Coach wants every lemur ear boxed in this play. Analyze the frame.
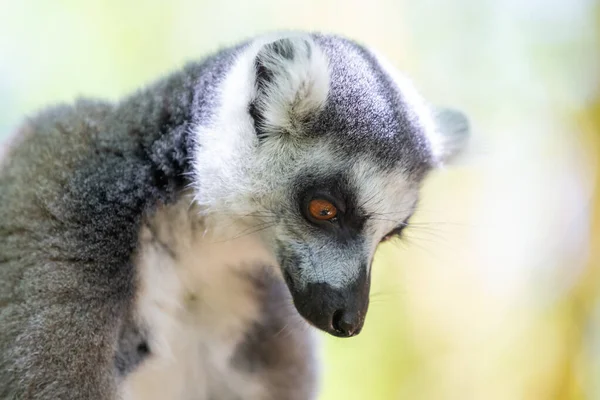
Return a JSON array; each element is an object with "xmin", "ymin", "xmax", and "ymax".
[
  {"xmin": 250, "ymin": 36, "xmax": 330, "ymax": 139},
  {"xmin": 431, "ymin": 107, "xmax": 470, "ymax": 164}
]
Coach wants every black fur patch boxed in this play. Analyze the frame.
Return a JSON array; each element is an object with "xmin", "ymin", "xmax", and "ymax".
[
  {"xmin": 231, "ymin": 267, "xmax": 299, "ymax": 373},
  {"xmin": 115, "ymin": 320, "xmax": 151, "ymax": 376},
  {"xmin": 293, "ymin": 170, "xmax": 367, "ymax": 244}
]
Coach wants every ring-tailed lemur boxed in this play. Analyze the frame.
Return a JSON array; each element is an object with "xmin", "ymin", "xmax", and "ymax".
[{"xmin": 0, "ymin": 32, "xmax": 469, "ymax": 399}]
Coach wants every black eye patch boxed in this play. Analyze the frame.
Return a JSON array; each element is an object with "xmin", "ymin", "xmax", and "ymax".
[
  {"xmin": 301, "ymin": 189, "xmax": 365, "ymax": 237},
  {"xmin": 294, "ymin": 173, "xmax": 367, "ymax": 241}
]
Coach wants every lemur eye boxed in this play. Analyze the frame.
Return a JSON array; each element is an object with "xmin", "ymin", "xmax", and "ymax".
[
  {"xmin": 380, "ymin": 214, "xmax": 413, "ymax": 242},
  {"xmin": 381, "ymin": 225, "xmax": 407, "ymax": 242},
  {"xmin": 308, "ymin": 199, "xmax": 338, "ymax": 221}
]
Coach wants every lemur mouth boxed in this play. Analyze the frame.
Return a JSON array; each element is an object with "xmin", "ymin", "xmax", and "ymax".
[
  {"xmin": 281, "ymin": 265, "xmax": 369, "ymax": 338},
  {"xmin": 282, "ymin": 269, "xmax": 296, "ymax": 292}
]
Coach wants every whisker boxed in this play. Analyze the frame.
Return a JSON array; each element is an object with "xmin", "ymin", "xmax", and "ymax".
[
  {"xmin": 358, "ymin": 191, "xmax": 380, "ymax": 210},
  {"xmin": 396, "ymin": 236, "xmax": 445, "ymax": 262},
  {"xmin": 403, "ymin": 230, "xmax": 450, "ymax": 244},
  {"xmin": 210, "ymin": 222, "xmax": 276, "ymax": 243},
  {"xmin": 409, "ymin": 221, "xmax": 474, "ymax": 228}
]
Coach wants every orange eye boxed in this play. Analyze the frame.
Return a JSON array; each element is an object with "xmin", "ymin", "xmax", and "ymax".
[{"xmin": 308, "ymin": 199, "xmax": 338, "ymax": 221}]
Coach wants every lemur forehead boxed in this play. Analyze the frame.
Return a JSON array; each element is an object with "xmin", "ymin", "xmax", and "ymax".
[
  {"xmin": 308, "ymin": 34, "xmax": 435, "ymax": 177},
  {"xmin": 250, "ymin": 34, "xmax": 433, "ymax": 169}
]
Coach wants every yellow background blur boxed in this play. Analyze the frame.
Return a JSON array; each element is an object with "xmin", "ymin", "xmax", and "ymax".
[{"xmin": 1, "ymin": 1, "xmax": 599, "ymax": 399}]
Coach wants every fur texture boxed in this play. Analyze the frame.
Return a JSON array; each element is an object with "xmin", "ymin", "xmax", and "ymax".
[
  {"xmin": 118, "ymin": 194, "xmax": 316, "ymax": 400},
  {"xmin": 0, "ymin": 31, "xmax": 469, "ymax": 399}
]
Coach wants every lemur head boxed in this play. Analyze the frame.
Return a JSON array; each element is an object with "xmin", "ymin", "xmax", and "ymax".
[{"xmin": 193, "ymin": 33, "xmax": 469, "ymax": 338}]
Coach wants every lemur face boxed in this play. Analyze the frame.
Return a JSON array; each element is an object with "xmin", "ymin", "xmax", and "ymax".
[
  {"xmin": 193, "ymin": 33, "xmax": 469, "ymax": 337},
  {"xmin": 267, "ymin": 151, "xmax": 419, "ymax": 337}
]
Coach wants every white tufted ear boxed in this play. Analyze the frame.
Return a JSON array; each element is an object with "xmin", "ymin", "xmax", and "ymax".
[
  {"xmin": 431, "ymin": 107, "xmax": 470, "ymax": 164},
  {"xmin": 250, "ymin": 36, "xmax": 330, "ymax": 139}
]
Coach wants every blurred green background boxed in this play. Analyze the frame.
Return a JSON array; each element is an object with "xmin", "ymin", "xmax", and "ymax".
[{"xmin": 1, "ymin": 1, "xmax": 599, "ymax": 399}]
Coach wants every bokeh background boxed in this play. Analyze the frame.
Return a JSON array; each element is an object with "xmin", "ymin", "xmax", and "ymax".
[{"xmin": 1, "ymin": 0, "xmax": 599, "ymax": 399}]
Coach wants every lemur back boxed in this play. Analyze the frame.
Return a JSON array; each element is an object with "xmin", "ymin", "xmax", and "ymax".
[{"xmin": 0, "ymin": 32, "xmax": 469, "ymax": 399}]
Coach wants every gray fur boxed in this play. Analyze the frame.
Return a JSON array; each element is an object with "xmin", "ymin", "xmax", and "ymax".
[
  {"xmin": 311, "ymin": 34, "xmax": 433, "ymax": 177},
  {"xmin": 114, "ymin": 316, "xmax": 150, "ymax": 377},
  {"xmin": 0, "ymin": 31, "xmax": 469, "ymax": 399},
  {"xmin": 0, "ymin": 54, "xmax": 234, "ymax": 398},
  {"xmin": 432, "ymin": 107, "xmax": 471, "ymax": 162},
  {"xmin": 231, "ymin": 268, "xmax": 318, "ymax": 400}
]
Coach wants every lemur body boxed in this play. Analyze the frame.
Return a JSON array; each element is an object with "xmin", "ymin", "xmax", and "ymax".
[
  {"xmin": 0, "ymin": 32, "xmax": 468, "ymax": 399},
  {"xmin": 119, "ymin": 195, "xmax": 315, "ymax": 400}
]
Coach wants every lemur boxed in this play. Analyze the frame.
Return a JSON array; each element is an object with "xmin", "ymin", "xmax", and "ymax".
[{"xmin": 0, "ymin": 32, "xmax": 469, "ymax": 399}]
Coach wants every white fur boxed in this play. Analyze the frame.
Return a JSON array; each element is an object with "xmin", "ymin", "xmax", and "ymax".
[
  {"xmin": 255, "ymin": 36, "xmax": 329, "ymax": 137},
  {"xmin": 120, "ymin": 198, "xmax": 278, "ymax": 400},
  {"xmin": 350, "ymin": 159, "xmax": 418, "ymax": 256},
  {"xmin": 192, "ymin": 32, "xmax": 330, "ymax": 223},
  {"xmin": 367, "ymin": 49, "xmax": 447, "ymax": 165},
  {"xmin": 191, "ymin": 39, "xmax": 259, "ymax": 221}
]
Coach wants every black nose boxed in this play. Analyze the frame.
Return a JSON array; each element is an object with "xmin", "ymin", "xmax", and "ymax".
[
  {"xmin": 283, "ymin": 264, "xmax": 371, "ymax": 339},
  {"xmin": 332, "ymin": 309, "xmax": 362, "ymax": 337}
]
